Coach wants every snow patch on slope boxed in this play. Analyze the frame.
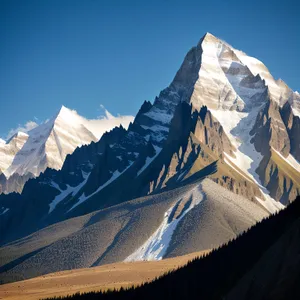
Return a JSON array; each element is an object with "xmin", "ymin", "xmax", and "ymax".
[
  {"xmin": 292, "ymin": 108, "xmax": 300, "ymax": 117},
  {"xmin": 177, "ymin": 170, "xmax": 188, "ymax": 182},
  {"xmin": 143, "ymin": 109, "xmax": 173, "ymax": 125},
  {"xmin": 211, "ymin": 108, "xmax": 263, "ymax": 182},
  {"xmin": 140, "ymin": 124, "xmax": 169, "ymax": 132},
  {"xmin": 48, "ymin": 171, "xmax": 90, "ymax": 214},
  {"xmin": 0, "ymin": 207, "xmax": 9, "ymax": 215},
  {"xmin": 136, "ymin": 146, "xmax": 162, "ymax": 177},
  {"xmin": 125, "ymin": 184, "xmax": 204, "ymax": 261},
  {"xmin": 211, "ymin": 106, "xmax": 283, "ymax": 214},
  {"xmin": 224, "ymin": 155, "xmax": 250, "ymax": 181},
  {"xmin": 68, "ymin": 162, "xmax": 134, "ymax": 212},
  {"xmin": 272, "ymin": 149, "xmax": 300, "ymax": 173}
]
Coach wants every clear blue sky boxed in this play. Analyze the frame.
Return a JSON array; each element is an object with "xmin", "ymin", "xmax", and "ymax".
[{"xmin": 1, "ymin": 0, "xmax": 299, "ymax": 139}]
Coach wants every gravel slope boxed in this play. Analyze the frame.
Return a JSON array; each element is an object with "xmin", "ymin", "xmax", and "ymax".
[
  {"xmin": 166, "ymin": 179, "xmax": 268, "ymax": 257},
  {"xmin": 0, "ymin": 179, "xmax": 268, "ymax": 284}
]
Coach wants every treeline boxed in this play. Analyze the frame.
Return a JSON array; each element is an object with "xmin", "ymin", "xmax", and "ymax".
[{"xmin": 45, "ymin": 196, "xmax": 300, "ymax": 300}]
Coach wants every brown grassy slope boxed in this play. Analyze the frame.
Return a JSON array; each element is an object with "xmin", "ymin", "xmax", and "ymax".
[{"xmin": 0, "ymin": 250, "xmax": 209, "ymax": 300}]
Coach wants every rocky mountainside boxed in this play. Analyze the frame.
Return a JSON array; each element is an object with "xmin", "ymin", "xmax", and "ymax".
[
  {"xmin": 0, "ymin": 32, "xmax": 299, "ymax": 274},
  {"xmin": 0, "ymin": 179, "xmax": 267, "ymax": 284},
  {"xmin": 0, "ymin": 106, "xmax": 133, "ymax": 194}
]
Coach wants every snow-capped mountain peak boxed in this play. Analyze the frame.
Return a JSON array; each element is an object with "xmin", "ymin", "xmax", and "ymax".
[
  {"xmin": 131, "ymin": 32, "xmax": 299, "ymax": 208},
  {"xmin": 0, "ymin": 105, "xmax": 134, "ymax": 193},
  {"xmin": 181, "ymin": 33, "xmax": 300, "ymax": 117},
  {"xmin": 54, "ymin": 105, "xmax": 88, "ymax": 126}
]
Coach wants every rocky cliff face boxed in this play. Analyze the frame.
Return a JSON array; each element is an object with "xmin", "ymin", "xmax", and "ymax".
[
  {"xmin": 250, "ymin": 98, "xmax": 290, "ymax": 156},
  {"xmin": 256, "ymin": 149, "xmax": 300, "ymax": 205},
  {"xmin": 281, "ymin": 101, "xmax": 300, "ymax": 161},
  {"xmin": 250, "ymin": 99, "xmax": 300, "ymax": 203}
]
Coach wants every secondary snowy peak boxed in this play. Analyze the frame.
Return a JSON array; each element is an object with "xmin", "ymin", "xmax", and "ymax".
[
  {"xmin": 1, "ymin": 105, "xmax": 134, "ymax": 191},
  {"xmin": 55, "ymin": 105, "xmax": 133, "ymax": 140},
  {"xmin": 4, "ymin": 106, "xmax": 94, "ymax": 178}
]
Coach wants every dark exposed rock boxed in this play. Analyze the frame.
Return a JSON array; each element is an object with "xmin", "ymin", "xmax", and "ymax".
[
  {"xmin": 251, "ymin": 97, "xmax": 290, "ymax": 156},
  {"xmin": 256, "ymin": 149, "xmax": 300, "ymax": 204},
  {"xmin": 280, "ymin": 101, "xmax": 300, "ymax": 161}
]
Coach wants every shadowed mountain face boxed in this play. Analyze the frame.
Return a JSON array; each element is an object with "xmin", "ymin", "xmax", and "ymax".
[{"xmin": 0, "ymin": 33, "xmax": 299, "ymax": 286}]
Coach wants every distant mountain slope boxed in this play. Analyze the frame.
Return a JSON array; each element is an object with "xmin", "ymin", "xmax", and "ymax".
[
  {"xmin": 43, "ymin": 196, "xmax": 300, "ymax": 300},
  {"xmin": 0, "ymin": 106, "xmax": 133, "ymax": 193},
  {"xmin": 0, "ymin": 179, "xmax": 267, "ymax": 284}
]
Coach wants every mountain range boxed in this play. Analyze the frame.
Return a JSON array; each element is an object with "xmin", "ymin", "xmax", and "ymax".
[
  {"xmin": 0, "ymin": 32, "xmax": 299, "ymax": 287},
  {"xmin": 0, "ymin": 107, "xmax": 133, "ymax": 194}
]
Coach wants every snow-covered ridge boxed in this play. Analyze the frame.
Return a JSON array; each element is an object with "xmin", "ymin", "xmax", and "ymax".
[
  {"xmin": 56, "ymin": 105, "xmax": 133, "ymax": 140},
  {"xmin": 233, "ymin": 46, "xmax": 299, "ymax": 117}
]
